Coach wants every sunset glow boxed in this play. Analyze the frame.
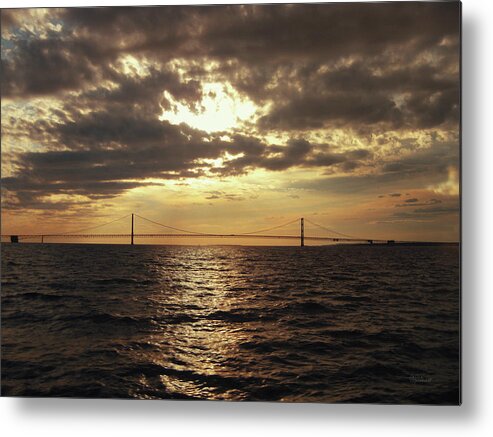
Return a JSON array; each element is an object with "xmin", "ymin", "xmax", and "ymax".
[{"xmin": 1, "ymin": 3, "xmax": 460, "ymax": 243}]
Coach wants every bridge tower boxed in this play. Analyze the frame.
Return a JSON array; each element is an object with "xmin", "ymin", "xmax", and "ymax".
[
  {"xmin": 300, "ymin": 217, "xmax": 304, "ymax": 247},
  {"xmin": 131, "ymin": 213, "xmax": 134, "ymax": 245}
]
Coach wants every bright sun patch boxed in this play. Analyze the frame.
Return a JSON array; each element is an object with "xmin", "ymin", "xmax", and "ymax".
[{"xmin": 160, "ymin": 82, "xmax": 258, "ymax": 133}]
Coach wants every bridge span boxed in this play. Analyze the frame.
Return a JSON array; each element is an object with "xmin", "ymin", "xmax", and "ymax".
[{"xmin": 2, "ymin": 213, "xmax": 397, "ymax": 246}]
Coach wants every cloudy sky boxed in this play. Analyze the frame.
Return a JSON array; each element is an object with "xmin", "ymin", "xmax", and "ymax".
[{"xmin": 1, "ymin": 2, "xmax": 460, "ymax": 243}]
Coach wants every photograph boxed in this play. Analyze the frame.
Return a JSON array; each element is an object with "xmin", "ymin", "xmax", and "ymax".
[{"xmin": 1, "ymin": 1, "xmax": 461, "ymax": 404}]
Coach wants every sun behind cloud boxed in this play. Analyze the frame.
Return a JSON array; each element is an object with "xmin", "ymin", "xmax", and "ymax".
[
  {"xmin": 1, "ymin": 3, "xmax": 460, "ymax": 242},
  {"xmin": 160, "ymin": 82, "xmax": 259, "ymax": 133}
]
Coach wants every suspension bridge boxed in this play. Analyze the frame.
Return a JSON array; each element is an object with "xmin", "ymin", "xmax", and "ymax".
[{"xmin": 2, "ymin": 213, "xmax": 399, "ymax": 246}]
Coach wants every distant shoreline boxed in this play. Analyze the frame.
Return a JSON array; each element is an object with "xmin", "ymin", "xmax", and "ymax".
[{"xmin": 1, "ymin": 241, "xmax": 460, "ymax": 248}]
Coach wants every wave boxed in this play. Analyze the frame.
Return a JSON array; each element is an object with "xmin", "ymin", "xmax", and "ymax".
[{"xmin": 1, "ymin": 243, "xmax": 460, "ymax": 403}]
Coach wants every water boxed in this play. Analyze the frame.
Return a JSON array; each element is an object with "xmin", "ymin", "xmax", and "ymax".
[{"xmin": 1, "ymin": 243, "xmax": 460, "ymax": 403}]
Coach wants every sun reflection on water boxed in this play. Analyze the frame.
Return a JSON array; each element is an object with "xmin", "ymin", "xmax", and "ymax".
[{"xmin": 137, "ymin": 247, "xmax": 267, "ymax": 399}]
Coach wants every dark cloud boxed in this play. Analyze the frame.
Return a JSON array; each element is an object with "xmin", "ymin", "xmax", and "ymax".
[
  {"xmin": 2, "ymin": 101, "xmax": 370, "ymax": 209},
  {"xmin": 1, "ymin": 37, "xmax": 108, "ymax": 98},
  {"xmin": 81, "ymin": 66, "xmax": 203, "ymax": 115},
  {"xmin": 60, "ymin": 3, "xmax": 459, "ymax": 62},
  {"xmin": 213, "ymin": 139, "xmax": 369, "ymax": 176},
  {"xmin": 413, "ymin": 206, "xmax": 459, "ymax": 215},
  {"xmin": 258, "ymin": 92, "xmax": 404, "ymax": 131},
  {"xmin": 380, "ymin": 142, "xmax": 458, "ymax": 178},
  {"xmin": 257, "ymin": 139, "xmax": 311, "ymax": 171},
  {"xmin": 289, "ymin": 140, "xmax": 458, "ymax": 196},
  {"xmin": 370, "ymin": 199, "xmax": 458, "ymax": 224},
  {"xmin": 3, "ymin": 134, "xmax": 368, "ymax": 196},
  {"xmin": 1, "ymin": 3, "xmax": 460, "ymax": 211},
  {"xmin": 391, "ymin": 205, "xmax": 459, "ymax": 221},
  {"xmin": 395, "ymin": 198, "xmax": 442, "ymax": 208},
  {"xmin": 257, "ymin": 57, "xmax": 459, "ymax": 131},
  {"xmin": 205, "ymin": 191, "xmax": 245, "ymax": 202},
  {"xmin": 404, "ymin": 88, "xmax": 460, "ymax": 129},
  {"xmin": 1, "ymin": 177, "xmax": 160, "ymax": 211},
  {"xmin": 2, "ymin": 4, "xmax": 460, "ymax": 123}
]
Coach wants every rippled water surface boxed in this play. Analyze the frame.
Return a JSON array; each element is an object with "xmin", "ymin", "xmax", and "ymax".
[{"xmin": 1, "ymin": 243, "xmax": 460, "ymax": 403}]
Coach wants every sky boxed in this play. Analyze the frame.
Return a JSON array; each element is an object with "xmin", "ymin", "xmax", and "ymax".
[{"xmin": 0, "ymin": 2, "xmax": 460, "ymax": 244}]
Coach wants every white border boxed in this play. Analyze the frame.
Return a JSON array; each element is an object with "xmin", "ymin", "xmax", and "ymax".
[{"xmin": 2, "ymin": 1, "xmax": 493, "ymax": 436}]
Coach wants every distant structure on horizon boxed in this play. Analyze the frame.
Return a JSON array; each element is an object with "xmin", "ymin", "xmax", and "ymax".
[{"xmin": 2, "ymin": 213, "xmax": 456, "ymax": 247}]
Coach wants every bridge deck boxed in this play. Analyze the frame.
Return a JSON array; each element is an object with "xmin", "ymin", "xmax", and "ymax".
[{"xmin": 1, "ymin": 233, "xmax": 390, "ymax": 243}]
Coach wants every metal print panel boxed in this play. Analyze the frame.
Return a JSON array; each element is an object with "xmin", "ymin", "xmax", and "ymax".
[{"xmin": 0, "ymin": 1, "xmax": 461, "ymax": 404}]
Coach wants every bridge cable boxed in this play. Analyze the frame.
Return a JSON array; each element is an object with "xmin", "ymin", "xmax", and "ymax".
[
  {"xmin": 135, "ymin": 214, "xmax": 300, "ymax": 236},
  {"xmin": 135, "ymin": 214, "xmax": 215, "ymax": 235},
  {"xmin": 55, "ymin": 213, "xmax": 133, "ymax": 235},
  {"xmin": 14, "ymin": 214, "xmax": 132, "ymax": 241},
  {"xmin": 238, "ymin": 218, "xmax": 300, "ymax": 235},
  {"xmin": 304, "ymin": 218, "xmax": 358, "ymax": 239}
]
